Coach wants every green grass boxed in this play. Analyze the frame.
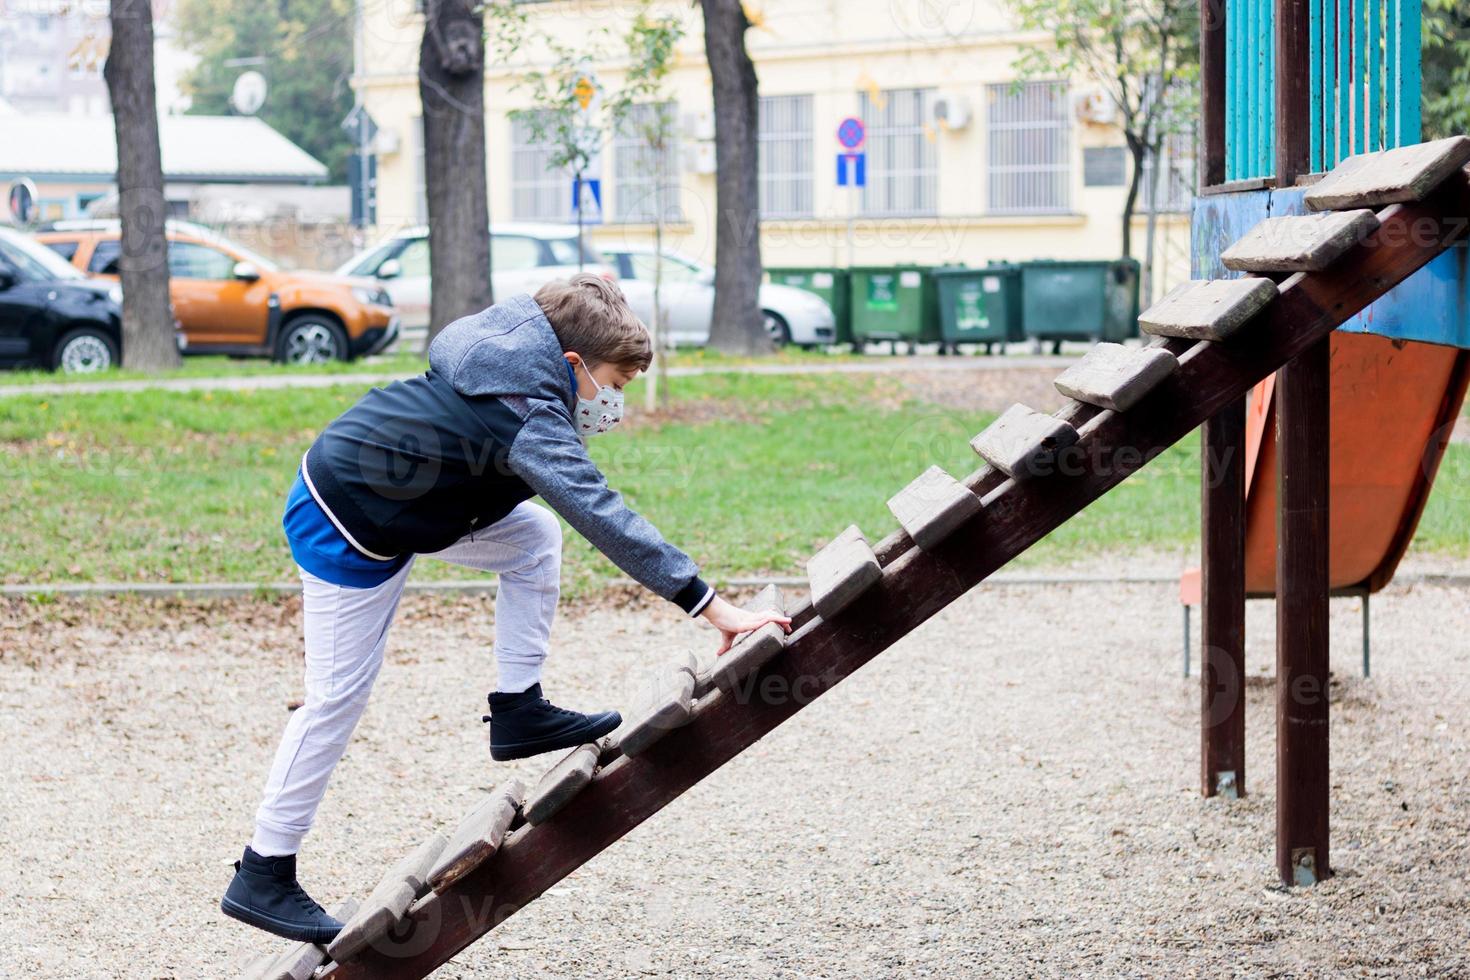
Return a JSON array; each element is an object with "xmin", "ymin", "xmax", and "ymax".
[
  {"xmin": 2, "ymin": 371, "xmax": 1467, "ymax": 591},
  {"xmin": 0, "ymin": 344, "xmax": 872, "ymax": 389},
  {"xmin": 0, "ymin": 351, "xmax": 429, "ymax": 387}
]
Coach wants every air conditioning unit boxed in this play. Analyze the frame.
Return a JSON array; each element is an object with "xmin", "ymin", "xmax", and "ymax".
[
  {"xmin": 683, "ymin": 141, "xmax": 716, "ymax": 175},
  {"xmin": 681, "ymin": 109, "xmax": 715, "ymax": 142},
  {"xmin": 1075, "ymin": 89, "xmax": 1117, "ymax": 125},
  {"xmin": 931, "ymin": 93, "xmax": 971, "ymax": 131},
  {"xmin": 374, "ymin": 127, "xmax": 401, "ymax": 156}
]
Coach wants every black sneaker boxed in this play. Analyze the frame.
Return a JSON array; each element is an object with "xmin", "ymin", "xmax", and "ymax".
[
  {"xmin": 485, "ymin": 683, "xmax": 621, "ymax": 761},
  {"xmin": 220, "ymin": 847, "xmax": 344, "ymax": 944}
]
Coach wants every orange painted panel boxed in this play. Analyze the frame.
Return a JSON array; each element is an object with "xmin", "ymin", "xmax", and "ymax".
[{"xmin": 1240, "ymin": 334, "xmax": 1468, "ymax": 593}]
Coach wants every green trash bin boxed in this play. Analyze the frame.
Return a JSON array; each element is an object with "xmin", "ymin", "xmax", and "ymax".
[
  {"xmin": 933, "ymin": 265, "xmax": 1025, "ymax": 354},
  {"xmin": 1020, "ymin": 258, "xmax": 1141, "ymax": 351},
  {"xmin": 765, "ymin": 267, "xmax": 851, "ymax": 346},
  {"xmin": 848, "ymin": 265, "xmax": 944, "ymax": 352}
]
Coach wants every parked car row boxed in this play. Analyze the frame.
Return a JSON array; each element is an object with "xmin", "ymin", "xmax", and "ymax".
[{"xmin": 1, "ymin": 219, "xmax": 839, "ymax": 373}]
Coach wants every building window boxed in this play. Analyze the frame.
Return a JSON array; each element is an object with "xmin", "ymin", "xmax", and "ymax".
[
  {"xmin": 1083, "ymin": 146, "xmax": 1127, "ymax": 187},
  {"xmin": 613, "ymin": 102, "xmax": 681, "ymax": 223},
  {"xmin": 858, "ymin": 88, "xmax": 936, "ymax": 217},
  {"xmin": 509, "ymin": 110, "xmax": 567, "ymax": 222},
  {"xmin": 987, "ymin": 81, "xmax": 1071, "ymax": 214},
  {"xmin": 1140, "ymin": 129, "xmax": 1197, "ymax": 213},
  {"xmin": 759, "ymin": 94, "xmax": 813, "ymax": 218}
]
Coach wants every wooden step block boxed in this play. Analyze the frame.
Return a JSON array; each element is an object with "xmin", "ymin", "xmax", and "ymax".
[
  {"xmin": 620, "ymin": 662, "xmax": 698, "ymax": 757},
  {"xmin": 886, "ymin": 466, "xmax": 981, "ymax": 551},
  {"xmin": 1304, "ymin": 135, "xmax": 1470, "ymax": 211},
  {"xmin": 970, "ymin": 404, "xmax": 1081, "ymax": 480},
  {"xmin": 427, "ymin": 778, "xmax": 524, "ymax": 894},
  {"xmin": 806, "ymin": 525, "xmax": 881, "ymax": 619},
  {"xmin": 523, "ymin": 742, "xmax": 601, "ymax": 825},
  {"xmin": 1053, "ymin": 343, "xmax": 1179, "ymax": 412},
  {"xmin": 1221, "ymin": 209, "xmax": 1380, "ymax": 271},
  {"xmin": 1139, "ymin": 278, "xmax": 1277, "ymax": 341},
  {"xmin": 701, "ymin": 584, "xmax": 788, "ymax": 696},
  {"xmin": 328, "ymin": 833, "xmax": 446, "ymax": 962},
  {"xmin": 239, "ymin": 899, "xmax": 359, "ymax": 980}
]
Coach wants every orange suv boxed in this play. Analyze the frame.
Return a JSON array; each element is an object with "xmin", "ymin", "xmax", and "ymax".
[{"xmin": 37, "ymin": 221, "xmax": 399, "ymax": 363}]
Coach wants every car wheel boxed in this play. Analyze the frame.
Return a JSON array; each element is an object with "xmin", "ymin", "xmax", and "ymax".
[
  {"xmin": 276, "ymin": 314, "xmax": 347, "ymax": 365},
  {"xmin": 763, "ymin": 310, "xmax": 792, "ymax": 347},
  {"xmin": 51, "ymin": 327, "xmax": 119, "ymax": 374}
]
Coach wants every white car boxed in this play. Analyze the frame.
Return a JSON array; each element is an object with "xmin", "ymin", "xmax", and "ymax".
[
  {"xmin": 335, "ymin": 223, "xmax": 615, "ymax": 350},
  {"xmin": 603, "ymin": 247, "xmax": 836, "ymax": 348}
]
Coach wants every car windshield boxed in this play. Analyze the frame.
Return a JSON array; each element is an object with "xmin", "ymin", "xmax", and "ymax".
[
  {"xmin": 0, "ymin": 228, "xmax": 86, "ymax": 281},
  {"xmin": 192, "ymin": 230, "xmax": 280, "ymax": 272},
  {"xmin": 544, "ymin": 236, "xmax": 606, "ymax": 268}
]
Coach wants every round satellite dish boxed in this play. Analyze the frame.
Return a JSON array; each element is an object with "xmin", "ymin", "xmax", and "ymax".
[{"xmin": 231, "ymin": 70, "xmax": 268, "ymax": 115}]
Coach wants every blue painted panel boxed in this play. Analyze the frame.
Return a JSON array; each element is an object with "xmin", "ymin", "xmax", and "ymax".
[{"xmin": 1192, "ymin": 188, "xmax": 1470, "ymax": 350}]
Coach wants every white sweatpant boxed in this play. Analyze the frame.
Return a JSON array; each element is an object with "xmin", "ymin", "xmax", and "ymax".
[{"xmin": 250, "ymin": 501, "xmax": 562, "ymax": 856}]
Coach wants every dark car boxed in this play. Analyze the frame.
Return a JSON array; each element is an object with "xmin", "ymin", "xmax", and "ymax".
[{"xmin": 0, "ymin": 226, "xmax": 126, "ymax": 372}]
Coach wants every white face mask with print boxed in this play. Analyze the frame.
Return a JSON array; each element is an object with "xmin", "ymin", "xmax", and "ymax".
[{"xmin": 573, "ymin": 359, "xmax": 624, "ymax": 436}]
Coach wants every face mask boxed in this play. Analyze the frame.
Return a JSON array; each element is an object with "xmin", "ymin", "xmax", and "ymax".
[{"xmin": 573, "ymin": 359, "xmax": 624, "ymax": 436}]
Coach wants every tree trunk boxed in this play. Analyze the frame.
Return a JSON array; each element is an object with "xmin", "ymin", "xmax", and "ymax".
[
  {"xmin": 699, "ymin": 0, "xmax": 767, "ymax": 355},
  {"xmin": 420, "ymin": 0, "xmax": 493, "ymax": 343},
  {"xmin": 103, "ymin": 0, "xmax": 178, "ymax": 372},
  {"xmin": 1121, "ymin": 130, "xmax": 1144, "ymax": 262}
]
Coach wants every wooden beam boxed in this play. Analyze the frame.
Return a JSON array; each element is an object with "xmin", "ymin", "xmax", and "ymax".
[
  {"xmin": 1275, "ymin": 0, "xmax": 1313, "ymax": 185},
  {"xmin": 320, "ymin": 180, "xmax": 1470, "ymax": 979},
  {"xmin": 1274, "ymin": 335, "xmax": 1332, "ymax": 885},
  {"xmin": 1200, "ymin": 398, "xmax": 1247, "ymax": 799},
  {"xmin": 1201, "ymin": 0, "xmax": 1227, "ymax": 187}
]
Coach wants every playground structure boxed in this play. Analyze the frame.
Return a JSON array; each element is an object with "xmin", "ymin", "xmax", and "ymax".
[
  {"xmin": 232, "ymin": 136, "xmax": 1470, "ymax": 979},
  {"xmin": 231, "ymin": 4, "xmax": 1470, "ymax": 976}
]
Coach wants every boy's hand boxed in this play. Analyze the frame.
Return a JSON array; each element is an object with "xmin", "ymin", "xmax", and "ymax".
[{"xmin": 700, "ymin": 595, "xmax": 793, "ymax": 655}]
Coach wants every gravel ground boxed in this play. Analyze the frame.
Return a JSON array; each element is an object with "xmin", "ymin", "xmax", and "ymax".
[{"xmin": 2, "ymin": 571, "xmax": 1468, "ymax": 979}]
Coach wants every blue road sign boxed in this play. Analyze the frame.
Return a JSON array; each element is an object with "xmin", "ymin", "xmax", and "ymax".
[
  {"xmin": 571, "ymin": 177, "xmax": 603, "ymax": 224},
  {"xmin": 837, "ymin": 116, "xmax": 866, "ymax": 150},
  {"xmin": 836, "ymin": 152, "xmax": 866, "ymax": 187}
]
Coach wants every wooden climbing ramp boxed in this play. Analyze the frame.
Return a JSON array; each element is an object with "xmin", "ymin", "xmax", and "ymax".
[{"xmin": 236, "ymin": 136, "xmax": 1470, "ymax": 979}]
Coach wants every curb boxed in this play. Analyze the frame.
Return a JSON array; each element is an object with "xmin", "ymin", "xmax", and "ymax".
[{"xmin": 6, "ymin": 572, "xmax": 1468, "ymax": 600}]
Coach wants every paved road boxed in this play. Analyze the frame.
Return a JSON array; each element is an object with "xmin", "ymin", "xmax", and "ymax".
[{"xmin": 0, "ymin": 354, "xmax": 1077, "ymax": 398}]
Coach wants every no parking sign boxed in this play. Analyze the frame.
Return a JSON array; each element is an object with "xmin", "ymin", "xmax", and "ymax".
[{"xmin": 836, "ymin": 116, "xmax": 866, "ymax": 187}]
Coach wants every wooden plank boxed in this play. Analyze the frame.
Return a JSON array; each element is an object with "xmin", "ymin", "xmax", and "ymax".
[
  {"xmin": 396, "ymin": 834, "xmax": 448, "ymax": 895},
  {"xmin": 806, "ymin": 529, "xmax": 881, "ymax": 620},
  {"xmin": 328, "ymin": 834, "xmax": 447, "ymax": 968},
  {"xmin": 323, "ymin": 174, "xmax": 1470, "ymax": 980},
  {"xmin": 1221, "ymin": 209, "xmax": 1380, "ymax": 271},
  {"xmin": 699, "ymin": 585, "xmax": 787, "ymax": 697},
  {"xmin": 1053, "ymin": 343, "xmax": 1179, "ymax": 412},
  {"xmin": 1201, "ymin": 399, "xmax": 1248, "ymax": 800},
  {"xmin": 886, "ymin": 465, "xmax": 981, "ymax": 550},
  {"xmin": 239, "ymin": 898, "xmax": 359, "ymax": 980},
  {"xmin": 618, "ymin": 667, "xmax": 697, "ymax": 758},
  {"xmin": 1139, "ymin": 278, "xmax": 1279, "ymax": 342},
  {"xmin": 523, "ymin": 742, "xmax": 601, "ymax": 825},
  {"xmin": 1275, "ymin": 0, "xmax": 1313, "ymax": 185},
  {"xmin": 1304, "ymin": 135, "xmax": 1470, "ymax": 210},
  {"xmin": 426, "ymin": 778, "xmax": 524, "ymax": 894},
  {"xmin": 1275, "ymin": 337, "xmax": 1333, "ymax": 886},
  {"xmin": 1200, "ymin": 0, "xmax": 1227, "ymax": 187},
  {"xmin": 970, "ymin": 404, "xmax": 1080, "ymax": 480}
]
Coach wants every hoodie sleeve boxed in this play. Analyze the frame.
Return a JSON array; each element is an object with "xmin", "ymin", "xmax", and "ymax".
[{"xmin": 506, "ymin": 402, "xmax": 715, "ymax": 616}]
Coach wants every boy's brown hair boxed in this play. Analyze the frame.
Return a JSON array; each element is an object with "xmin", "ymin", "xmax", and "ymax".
[{"xmin": 535, "ymin": 274, "xmax": 652, "ymax": 371}]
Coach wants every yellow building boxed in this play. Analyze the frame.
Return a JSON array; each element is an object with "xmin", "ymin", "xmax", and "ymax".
[{"xmin": 357, "ymin": 0, "xmax": 1191, "ymax": 301}]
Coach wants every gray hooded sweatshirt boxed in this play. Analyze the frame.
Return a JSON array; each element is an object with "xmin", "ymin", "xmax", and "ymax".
[{"xmin": 302, "ymin": 293, "xmax": 713, "ymax": 615}]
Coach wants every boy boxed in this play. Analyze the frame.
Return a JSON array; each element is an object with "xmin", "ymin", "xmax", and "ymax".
[{"xmin": 221, "ymin": 274, "xmax": 790, "ymax": 943}]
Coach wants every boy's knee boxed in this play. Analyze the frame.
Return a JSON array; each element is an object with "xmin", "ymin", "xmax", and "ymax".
[{"xmin": 523, "ymin": 504, "xmax": 562, "ymax": 560}]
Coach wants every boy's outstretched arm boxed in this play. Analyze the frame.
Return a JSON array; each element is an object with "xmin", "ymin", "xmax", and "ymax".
[{"xmin": 508, "ymin": 405, "xmax": 791, "ymax": 651}]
